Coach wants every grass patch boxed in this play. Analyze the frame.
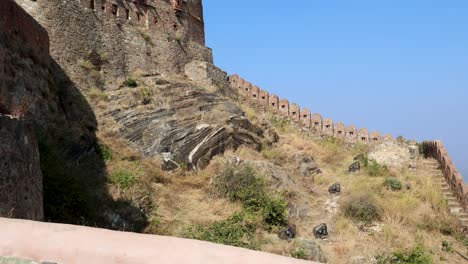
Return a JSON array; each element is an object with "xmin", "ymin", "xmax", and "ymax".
[
  {"xmin": 123, "ymin": 78, "xmax": 138, "ymax": 88},
  {"xmin": 383, "ymin": 178, "xmax": 402, "ymax": 191},
  {"xmin": 96, "ymin": 141, "xmax": 113, "ymax": 161},
  {"xmin": 376, "ymin": 245, "xmax": 433, "ymax": 264},
  {"xmin": 110, "ymin": 170, "xmax": 137, "ymax": 190},
  {"xmin": 291, "ymin": 247, "xmax": 308, "ymax": 260},
  {"xmin": 87, "ymin": 87, "xmax": 109, "ymax": 102},
  {"xmin": 364, "ymin": 158, "xmax": 391, "ymax": 177},
  {"xmin": 342, "ymin": 193, "xmax": 381, "ymax": 225},
  {"xmin": 136, "ymin": 86, "xmax": 153, "ymax": 105},
  {"xmin": 212, "ymin": 164, "xmax": 287, "ymax": 229},
  {"xmin": 184, "ymin": 211, "xmax": 258, "ymax": 249},
  {"xmin": 78, "ymin": 59, "xmax": 96, "ymax": 70}
]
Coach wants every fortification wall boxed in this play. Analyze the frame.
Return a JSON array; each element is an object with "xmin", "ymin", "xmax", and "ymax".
[
  {"xmin": 0, "ymin": 0, "xmax": 47, "ymax": 221},
  {"xmin": 423, "ymin": 141, "xmax": 468, "ymax": 211},
  {"xmin": 14, "ymin": 0, "xmax": 211, "ymax": 80},
  {"xmin": 228, "ymin": 74, "xmax": 390, "ymax": 145}
]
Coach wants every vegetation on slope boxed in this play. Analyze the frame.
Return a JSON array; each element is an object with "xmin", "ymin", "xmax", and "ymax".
[{"xmin": 51, "ymin": 72, "xmax": 467, "ymax": 263}]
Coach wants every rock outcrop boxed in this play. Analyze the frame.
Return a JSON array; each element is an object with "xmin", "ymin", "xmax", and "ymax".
[{"xmin": 103, "ymin": 76, "xmax": 264, "ymax": 169}]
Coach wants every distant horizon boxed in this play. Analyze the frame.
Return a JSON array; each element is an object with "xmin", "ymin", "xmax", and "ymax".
[{"xmin": 204, "ymin": 0, "xmax": 467, "ymax": 179}]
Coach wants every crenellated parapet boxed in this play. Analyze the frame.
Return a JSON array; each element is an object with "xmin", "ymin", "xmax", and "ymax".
[
  {"xmin": 423, "ymin": 141, "xmax": 467, "ymax": 211},
  {"xmin": 228, "ymin": 73, "xmax": 393, "ymax": 145}
]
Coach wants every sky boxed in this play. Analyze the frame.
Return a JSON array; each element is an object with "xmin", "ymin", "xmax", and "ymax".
[{"xmin": 203, "ymin": 0, "xmax": 468, "ymax": 180}]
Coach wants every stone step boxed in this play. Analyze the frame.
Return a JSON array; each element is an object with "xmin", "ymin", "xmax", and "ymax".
[
  {"xmin": 449, "ymin": 207, "xmax": 463, "ymax": 214},
  {"xmin": 443, "ymin": 192, "xmax": 456, "ymax": 197},
  {"xmin": 445, "ymin": 197, "xmax": 458, "ymax": 202},
  {"xmin": 447, "ymin": 201, "xmax": 461, "ymax": 207}
]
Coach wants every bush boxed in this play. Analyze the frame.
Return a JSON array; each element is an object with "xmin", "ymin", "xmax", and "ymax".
[
  {"xmin": 291, "ymin": 248, "xmax": 308, "ymax": 260},
  {"xmin": 213, "ymin": 164, "xmax": 287, "ymax": 229},
  {"xmin": 342, "ymin": 194, "xmax": 381, "ymax": 224},
  {"xmin": 123, "ymin": 78, "xmax": 138, "ymax": 87},
  {"xmin": 110, "ymin": 170, "xmax": 137, "ymax": 190},
  {"xmin": 185, "ymin": 212, "xmax": 257, "ymax": 249},
  {"xmin": 384, "ymin": 178, "xmax": 402, "ymax": 191},
  {"xmin": 376, "ymin": 245, "xmax": 433, "ymax": 264},
  {"xmin": 366, "ymin": 159, "xmax": 391, "ymax": 177},
  {"xmin": 96, "ymin": 141, "xmax": 113, "ymax": 161},
  {"xmin": 262, "ymin": 196, "xmax": 288, "ymax": 229}
]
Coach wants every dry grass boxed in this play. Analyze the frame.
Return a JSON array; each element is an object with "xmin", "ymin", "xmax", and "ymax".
[{"xmin": 85, "ymin": 77, "xmax": 467, "ymax": 263}]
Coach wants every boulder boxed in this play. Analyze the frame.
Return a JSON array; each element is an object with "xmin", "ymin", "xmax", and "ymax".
[
  {"xmin": 294, "ymin": 239, "xmax": 327, "ymax": 263},
  {"xmin": 354, "ymin": 154, "xmax": 364, "ymax": 161},
  {"xmin": 313, "ymin": 223, "xmax": 328, "ymax": 239},
  {"xmin": 295, "ymin": 154, "xmax": 321, "ymax": 177},
  {"xmin": 349, "ymin": 161, "xmax": 360, "ymax": 173},
  {"xmin": 278, "ymin": 224, "xmax": 296, "ymax": 241},
  {"xmin": 328, "ymin": 183, "xmax": 341, "ymax": 194}
]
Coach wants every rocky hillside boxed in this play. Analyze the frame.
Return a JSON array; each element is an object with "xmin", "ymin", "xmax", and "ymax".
[{"xmin": 2, "ymin": 1, "xmax": 467, "ymax": 263}]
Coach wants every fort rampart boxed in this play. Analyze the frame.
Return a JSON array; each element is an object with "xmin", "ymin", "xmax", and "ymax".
[
  {"xmin": 423, "ymin": 141, "xmax": 468, "ymax": 210},
  {"xmin": 15, "ymin": 0, "xmax": 211, "ymax": 78},
  {"xmin": 229, "ymin": 74, "xmax": 389, "ymax": 144}
]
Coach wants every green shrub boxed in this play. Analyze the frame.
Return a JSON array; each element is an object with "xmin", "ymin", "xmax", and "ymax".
[
  {"xmin": 123, "ymin": 78, "xmax": 138, "ymax": 87},
  {"xmin": 96, "ymin": 141, "xmax": 113, "ymax": 161},
  {"xmin": 342, "ymin": 194, "xmax": 381, "ymax": 224},
  {"xmin": 185, "ymin": 212, "xmax": 257, "ymax": 249},
  {"xmin": 110, "ymin": 170, "xmax": 137, "ymax": 190},
  {"xmin": 291, "ymin": 248, "xmax": 308, "ymax": 260},
  {"xmin": 376, "ymin": 245, "xmax": 433, "ymax": 264},
  {"xmin": 213, "ymin": 164, "xmax": 265, "ymax": 207},
  {"xmin": 384, "ymin": 178, "xmax": 402, "ymax": 191},
  {"xmin": 213, "ymin": 164, "xmax": 287, "ymax": 229},
  {"xmin": 262, "ymin": 196, "xmax": 288, "ymax": 229},
  {"xmin": 366, "ymin": 159, "xmax": 390, "ymax": 177}
]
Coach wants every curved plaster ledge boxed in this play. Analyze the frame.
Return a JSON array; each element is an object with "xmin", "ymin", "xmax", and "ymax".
[{"xmin": 0, "ymin": 218, "xmax": 316, "ymax": 264}]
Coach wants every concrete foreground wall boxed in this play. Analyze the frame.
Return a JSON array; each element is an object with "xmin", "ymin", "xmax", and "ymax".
[
  {"xmin": 0, "ymin": 218, "xmax": 316, "ymax": 264},
  {"xmin": 228, "ymin": 74, "xmax": 390, "ymax": 144},
  {"xmin": 423, "ymin": 141, "xmax": 468, "ymax": 211}
]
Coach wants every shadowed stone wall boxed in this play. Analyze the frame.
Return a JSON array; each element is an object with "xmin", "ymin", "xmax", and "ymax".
[{"xmin": 0, "ymin": 0, "xmax": 49, "ymax": 221}]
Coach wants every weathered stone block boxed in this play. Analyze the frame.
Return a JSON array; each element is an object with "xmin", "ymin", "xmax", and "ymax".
[
  {"xmin": 289, "ymin": 103, "xmax": 300, "ymax": 121},
  {"xmin": 334, "ymin": 122, "xmax": 345, "ymax": 139},
  {"xmin": 279, "ymin": 99, "xmax": 289, "ymax": 116},
  {"xmin": 312, "ymin": 113, "xmax": 322, "ymax": 133},
  {"xmin": 323, "ymin": 118, "xmax": 334, "ymax": 136}
]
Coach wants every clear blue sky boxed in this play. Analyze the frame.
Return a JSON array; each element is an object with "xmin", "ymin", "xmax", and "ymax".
[{"xmin": 204, "ymin": 0, "xmax": 468, "ymax": 179}]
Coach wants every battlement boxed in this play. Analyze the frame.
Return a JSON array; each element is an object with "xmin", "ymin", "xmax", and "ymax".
[
  {"xmin": 228, "ymin": 74, "xmax": 391, "ymax": 144},
  {"xmin": 15, "ymin": 0, "xmax": 209, "ymax": 78}
]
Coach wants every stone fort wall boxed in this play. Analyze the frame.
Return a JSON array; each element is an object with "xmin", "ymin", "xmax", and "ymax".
[
  {"xmin": 0, "ymin": 0, "xmax": 45, "ymax": 221},
  {"xmin": 423, "ymin": 141, "xmax": 468, "ymax": 211},
  {"xmin": 229, "ymin": 74, "xmax": 393, "ymax": 144},
  {"xmin": 230, "ymin": 73, "xmax": 467, "ymax": 212},
  {"xmin": 14, "ymin": 0, "xmax": 211, "ymax": 80}
]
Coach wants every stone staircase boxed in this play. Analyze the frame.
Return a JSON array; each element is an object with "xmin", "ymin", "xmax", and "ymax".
[{"xmin": 421, "ymin": 159, "xmax": 468, "ymax": 228}]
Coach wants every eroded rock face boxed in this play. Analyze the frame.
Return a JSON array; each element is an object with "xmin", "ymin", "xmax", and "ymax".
[
  {"xmin": 0, "ymin": 117, "xmax": 43, "ymax": 220},
  {"xmin": 104, "ymin": 77, "xmax": 264, "ymax": 169},
  {"xmin": 368, "ymin": 141, "xmax": 412, "ymax": 169}
]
